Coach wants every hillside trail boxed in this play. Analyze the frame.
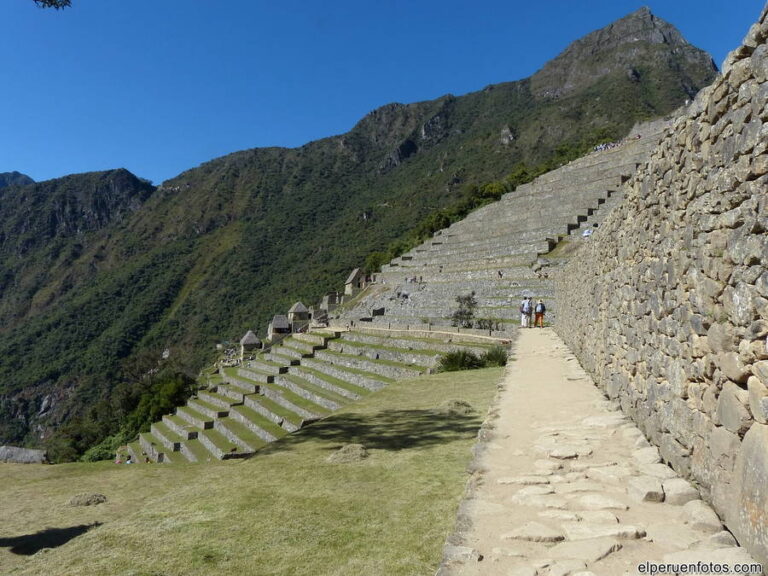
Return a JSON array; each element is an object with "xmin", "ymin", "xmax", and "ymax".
[{"xmin": 440, "ymin": 328, "xmax": 759, "ymax": 576}]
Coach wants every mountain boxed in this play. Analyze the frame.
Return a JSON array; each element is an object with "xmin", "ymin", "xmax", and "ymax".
[
  {"xmin": 0, "ymin": 8, "xmax": 718, "ymax": 460},
  {"xmin": 0, "ymin": 171, "xmax": 34, "ymax": 188}
]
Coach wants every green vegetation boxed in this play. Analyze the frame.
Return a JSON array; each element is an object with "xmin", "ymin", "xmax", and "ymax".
[
  {"xmin": 0, "ymin": 20, "xmax": 717, "ymax": 459},
  {"xmin": 450, "ymin": 293, "xmax": 478, "ymax": 328},
  {"xmin": 0, "ymin": 368, "xmax": 501, "ymax": 576},
  {"xmin": 437, "ymin": 345, "xmax": 508, "ymax": 372}
]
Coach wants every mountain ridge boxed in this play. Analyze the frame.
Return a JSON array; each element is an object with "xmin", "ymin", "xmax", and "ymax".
[{"xmin": 0, "ymin": 9, "xmax": 718, "ymax": 460}]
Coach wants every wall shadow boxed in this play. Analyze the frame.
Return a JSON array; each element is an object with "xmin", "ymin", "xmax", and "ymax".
[
  {"xmin": 0, "ymin": 523, "xmax": 102, "ymax": 555},
  {"xmin": 253, "ymin": 408, "xmax": 481, "ymax": 456}
]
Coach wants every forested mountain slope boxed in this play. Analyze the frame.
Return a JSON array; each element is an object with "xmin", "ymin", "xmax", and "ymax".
[{"xmin": 0, "ymin": 8, "xmax": 717, "ymax": 459}]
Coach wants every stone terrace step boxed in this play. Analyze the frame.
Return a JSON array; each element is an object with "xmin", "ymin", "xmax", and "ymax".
[
  {"xmin": 313, "ymin": 349, "xmax": 427, "ymax": 379},
  {"xmin": 326, "ymin": 339, "xmax": 442, "ymax": 367},
  {"xmin": 280, "ymin": 338, "xmax": 317, "ymax": 356},
  {"xmin": 234, "ymin": 366, "xmax": 273, "ymax": 386},
  {"xmin": 229, "ymin": 404, "xmax": 286, "ymax": 441},
  {"xmin": 150, "ymin": 421, "xmax": 184, "ymax": 452},
  {"xmin": 337, "ymin": 331, "xmax": 495, "ymax": 356},
  {"xmin": 162, "ymin": 414, "xmax": 199, "ymax": 439},
  {"xmin": 287, "ymin": 365, "xmax": 368, "ymax": 400},
  {"xmin": 273, "ymin": 374, "xmax": 345, "ymax": 411},
  {"xmin": 179, "ymin": 438, "xmax": 218, "ymax": 463},
  {"xmin": 214, "ymin": 417, "xmax": 269, "ymax": 453},
  {"xmin": 177, "ymin": 405, "xmax": 214, "ymax": 430},
  {"xmin": 139, "ymin": 432, "xmax": 170, "ymax": 463},
  {"xmin": 247, "ymin": 358, "xmax": 289, "ymax": 375},
  {"xmin": 198, "ymin": 428, "xmax": 243, "ymax": 460},
  {"xmin": 242, "ymin": 394, "xmax": 303, "ymax": 432},
  {"xmin": 298, "ymin": 357, "xmax": 389, "ymax": 392},
  {"xmin": 187, "ymin": 397, "xmax": 229, "ymax": 420}
]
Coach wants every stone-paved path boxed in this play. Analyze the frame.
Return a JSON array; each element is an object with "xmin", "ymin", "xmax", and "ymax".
[{"xmin": 439, "ymin": 329, "xmax": 761, "ymax": 576}]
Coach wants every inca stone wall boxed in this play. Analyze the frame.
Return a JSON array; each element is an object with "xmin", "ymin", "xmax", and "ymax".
[{"xmin": 556, "ymin": 6, "xmax": 768, "ymax": 564}]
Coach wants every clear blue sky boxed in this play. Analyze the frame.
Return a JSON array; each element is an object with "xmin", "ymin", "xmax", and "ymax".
[{"xmin": 1, "ymin": 0, "xmax": 764, "ymax": 184}]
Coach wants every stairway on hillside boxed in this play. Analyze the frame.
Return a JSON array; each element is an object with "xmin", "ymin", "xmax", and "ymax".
[
  {"xmin": 340, "ymin": 120, "xmax": 668, "ymax": 331},
  {"xmin": 130, "ymin": 329, "xmax": 500, "ymax": 463}
]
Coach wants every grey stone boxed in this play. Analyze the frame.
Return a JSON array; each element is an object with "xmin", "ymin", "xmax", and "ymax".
[
  {"xmin": 633, "ymin": 446, "xmax": 661, "ymax": 464},
  {"xmin": 707, "ymin": 530, "xmax": 739, "ymax": 548},
  {"xmin": 510, "ymin": 493, "xmax": 569, "ymax": 509},
  {"xmin": 548, "ymin": 559, "xmax": 587, "ymax": 576},
  {"xmin": 538, "ymin": 510, "xmax": 580, "ymax": 521},
  {"xmin": 576, "ymin": 511, "xmax": 619, "ymax": 523},
  {"xmin": 548, "ymin": 537, "xmax": 622, "ymax": 563},
  {"xmin": 442, "ymin": 544, "xmax": 482, "ymax": 563},
  {"xmin": 717, "ymin": 382, "xmax": 753, "ymax": 435},
  {"xmin": 554, "ymin": 481, "xmax": 605, "ymax": 494},
  {"xmin": 534, "ymin": 459, "xmax": 563, "ymax": 473},
  {"xmin": 490, "ymin": 547, "xmax": 525, "ymax": 558},
  {"xmin": 729, "ymin": 422, "xmax": 768, "ymax": 565},
  {"xmin": 581, "ymin": 414, "xmax": 626, "ymax": 428},
  {"xmin": 498, "ymin": 476, "xmax": 550, "ymax": 485},
  {"xmin": 585, "ymin": 465, "xmax": 633, "ymax": 484},
  {"xmin": 574, "ymin": 494, "xmax": 628, "ymax": 510},
  {"xmin": 561, "ymin": 522, "xmax": 646, "ymax": 541},
  {"xmin": 719, "ymin": 352, "xmax": 752, "ymax": 384},
  {"xmin": 684, "ymin": 499, "xmax": 724, "ymax": 533},
  {"xmin": 68, "ymin": 493, "xmax": 107, "ymax": 507},
  {"xmin": 501, "ymin": 521, "xmax": 565, "ymax": 543},
  {"xmin": 662, "ymin": 477, "xmax": 700, "ymax": 505},
  {"xmin": 755, "ymin": 360, "xmax": 768, "ymax": 386},
  {"xmin": 506, "ymin": 566, "xmax": 537, "ymax": 576},
  {"xmin": 628, "ymin": 475, "xmax": 665, "ymax": 502},
  {"xmin": 748, "ymin": 376, "xmax": 768, "ymax": 424},
  {"xmin": 639, "ymin": 463, "xmax": 678, "ymax": 479},
  {"xmin": 645, "ymin": 523, "xmax": 702, "ymax": 550},
  {"xmin": 0, "ymin": 445, "xmax": 47, "ymax": 464},
  {"xmin": 514, "ymin": 485, "xmax": 555, "ymax": 497}
]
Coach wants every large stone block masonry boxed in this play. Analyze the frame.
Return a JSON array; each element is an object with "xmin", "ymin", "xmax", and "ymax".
[{"xmin": 556, "ymin": 5, "xmax": 768, "ymax": 564}]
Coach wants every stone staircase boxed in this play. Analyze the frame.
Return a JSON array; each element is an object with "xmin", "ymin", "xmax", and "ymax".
[
  {"xmin": 340, "ymin": 119, "xmax": 668, "ymax": 330},
  {"xmin": 130, "ymin": 120, "xmax": 668, "ymax": 464},
  {"xmin": 131, "ymin": 329, "xmax": 501, "ymax": 463}
]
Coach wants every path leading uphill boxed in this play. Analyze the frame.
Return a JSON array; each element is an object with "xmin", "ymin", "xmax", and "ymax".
[{"xmin": 439, "ymin": 329, "xmax": 761, "ymax": 576}]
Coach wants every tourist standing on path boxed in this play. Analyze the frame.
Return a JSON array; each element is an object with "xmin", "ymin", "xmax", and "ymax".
[
  {"xmin": 534, "ymin": 299, "xmax": 546, "ymax": 327},
  {"xmin": 520, "ymin": 297, "xmax": 533, "ymax": 328}
]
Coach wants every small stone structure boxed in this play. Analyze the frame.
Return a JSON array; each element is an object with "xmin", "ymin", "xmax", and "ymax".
[
  {"xmin": 239, "ymin": 330, "xmax": 261, "ymax": 361},
  {"xmin": 345, "ymin": 268, "xmax": 364, "ymax": 296},
  {"xmin": 0, "ymin": 445, "xmax": 47, "ymax": 464},
  {"xmin": 287, "ymin": 302, "xmax": 309, "ymax": 331},
  {"xmin": 556, "ymin": 7, "xmax": 768, "ymax": 564},
  {"xmin": 267, "ymin": 314, "xmax": 291, "ymax": 340}
]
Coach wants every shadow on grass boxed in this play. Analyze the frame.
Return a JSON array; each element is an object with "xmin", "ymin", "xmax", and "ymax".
[
  {"xmin": 0, "ymin": 523, "xmax": 102, "ymax": 555},
  {"xmin": 256, "ymin": 408, "xmax": 481, "ymax": 455}
]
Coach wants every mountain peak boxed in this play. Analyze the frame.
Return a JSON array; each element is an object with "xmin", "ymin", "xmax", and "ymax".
[
  {"xmin": 0, "ymin": 171, "xmax": 34, "ymax": 189},
  {"xmin": 531, "ymin": 8, "xmax": 716, "ymax": 99}
]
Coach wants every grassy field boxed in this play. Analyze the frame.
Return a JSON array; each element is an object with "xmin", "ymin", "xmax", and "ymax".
[{"xmin": 1, "ymin": 367, "xmax": 502, "ymax": 576}]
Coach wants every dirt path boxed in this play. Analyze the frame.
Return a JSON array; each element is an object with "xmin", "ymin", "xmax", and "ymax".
[{"xmin": 438, "ymin": 329, "xmax": 759, "ymax": 576}]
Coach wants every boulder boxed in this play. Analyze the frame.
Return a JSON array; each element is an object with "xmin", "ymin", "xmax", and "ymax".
[{"xmin": 0, "ymin": 445, "xmax": 47, "ymax": 464}]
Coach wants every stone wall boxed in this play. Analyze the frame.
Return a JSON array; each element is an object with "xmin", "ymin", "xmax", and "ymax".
[{"xmin": 556, "ymin": 6, "xmax": 768, "ymax": 564}]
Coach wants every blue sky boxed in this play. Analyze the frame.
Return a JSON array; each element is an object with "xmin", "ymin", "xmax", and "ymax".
[{"xmin": 1, "ymin": 0, "xmax": 764, "ymax": 184}]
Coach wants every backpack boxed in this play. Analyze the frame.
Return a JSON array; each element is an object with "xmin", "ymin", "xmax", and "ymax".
[
  {"xmin": 522, "ymin": 300, "xmax": 532, "ymax": 314},
  {"xmin": 535, "ymin": 303, "xmax": 545, "ymax": 313}
]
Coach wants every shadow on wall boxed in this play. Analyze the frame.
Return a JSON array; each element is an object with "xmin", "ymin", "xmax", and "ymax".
[
  {"xmin": 256, "ymin": 408, "xmax": 481, "ymax": 454},
  {"xmin": 0, "ymin": 522, "xmax": 102, "ymax": 555}
]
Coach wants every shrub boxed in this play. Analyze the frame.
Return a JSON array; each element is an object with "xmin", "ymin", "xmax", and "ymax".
[
  {"xmin": 482, "ymin": 345, "xmax": 508, "ymax": 367},
  {"xmin": 437, "ymin": 350, "xmax": 485, "ymax": 372}
]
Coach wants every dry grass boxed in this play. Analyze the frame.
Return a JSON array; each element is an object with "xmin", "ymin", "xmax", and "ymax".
[{"xmin": 1, "ymin": 368, "xmax": 502, "ymax": 576}]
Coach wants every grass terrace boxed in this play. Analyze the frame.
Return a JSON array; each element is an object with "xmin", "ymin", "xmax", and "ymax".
[{"xmin": 1, "ymin": 367, "xmax": 502, "ymax": 576}]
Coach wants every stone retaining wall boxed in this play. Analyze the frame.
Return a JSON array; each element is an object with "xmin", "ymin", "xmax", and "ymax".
[{"xmin": 556, "ymin": 7, "xmax": 768, "ymax": 564}]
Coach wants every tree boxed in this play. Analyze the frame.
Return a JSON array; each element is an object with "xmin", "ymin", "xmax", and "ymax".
[{"xmin": 33, "ymin": 0, "xmax": 71, "ymax": 8}]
